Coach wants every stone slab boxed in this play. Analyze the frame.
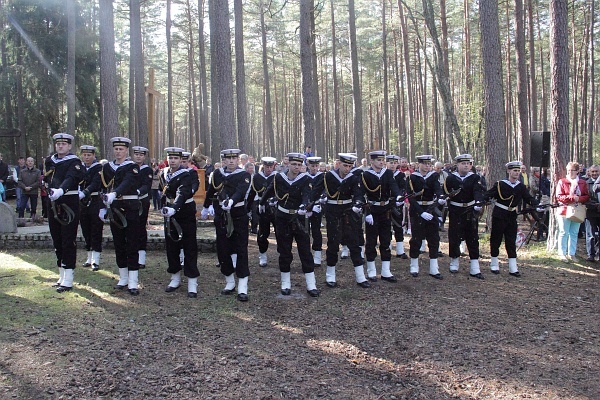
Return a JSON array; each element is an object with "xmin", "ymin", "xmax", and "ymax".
[{"xmin": 0, "ymin": 202, "xmax": 17, "ymax": 233}]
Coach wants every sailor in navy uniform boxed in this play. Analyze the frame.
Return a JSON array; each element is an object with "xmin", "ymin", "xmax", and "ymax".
[
  {"xmin": 247, "ymin": 156, "xmax": 277, "ymax": 268},
  {"xmin": 201, "ymin": 149, "xmax": 251, "ymax": 302},
  {"xmin": 260, "ymin": 152, "xmax": 320, "ymax": 297},
  {"xmin": 45, "ymin": 133, "xmax": 84, "ymax": 292},
  {"xmin": 407, "ymin": 155, "xmax": 445, "ymax": 279},
  {"xmin": 161, "ymin": 147, "xmax": 200, "ymax": 297},
  {"xmin": 360, "ymin": 150, "xmax": 403, "ymax": 282},
  {"xmin": 100, "ymin": 137, "xmax": 142, "ymax": 295},
  {"xmin": 443, "ymin": 154, "xmax": 485, "ymax": 279},
  {"xmin": 175, "ymin": 151, "xmax": 200, "ymax": 267},
  {"xmin": 132, "ymin": 146, "xmax": 152, "ymax": 269},
  {"xmin": 386, "ymin": 154, "xmax": 408, "ymax": 259},
  {"xmin": 310, "ymin": 153, "xmax": 370, "ymax": 288},
  {"xmin": 306, "ymin": 156, "xmax": 324, "ymax": 267},
  {"xmin": 483, "ymin": 161, "xmax": 539, "ymax": 276},
  {"xmin": 78, "ymin": 145, "xmax": 103, "ymax": 272}
]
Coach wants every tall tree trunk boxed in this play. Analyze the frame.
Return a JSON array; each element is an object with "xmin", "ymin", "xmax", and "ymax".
[
  {"xmin": 66, "ymin": 0, "xmax": 76, "ymax": 134},
  {"xmin": 300, "ymin": 0, "xmax": 315, "ymax": 150},
  {"xmin": 234, "ymin": 0, "xmax": 249, "ymax": 152},
  {"xmin": 16, "ymin": 38, "xmax": 26, "ymax": 156},
  {"xmin": 586, "ymin": 0, "xmax": 595, "ymax": 166},
  {"xmin": 185, "ymin": 0, "xmax": 199, "ymax": 146},
  {"xmin": 479, "ymin": 0, "xmax": 507, "ymax": 188},
  {"xmin": 330, "ymin": 0, "xmax": 341, "ymax": 155},
  {"xmin": 397, "ymin": 1, "xmax": 414, "ymax": 159},
  {"xmin": 213, "ymin": 0, "xmax": 236, "ymax": 147},
  {"xmin": 527, "ymin": 0, "xmax": 538, "ymax": 131},
  {"xmin": 209, "ymin": 0, "xmax": 220, "ymax": 159},
  {"xmin": 547, "ymin": 0, "xmax": 569, "ymax": 251},
  {"xmin": 348, "ymin": 0, "xmax": 363, "ymax": 156},
  {"xmin": 381, "ymin": 0, "xmax": 389, "ymax": 150},
  {"xmin": 260, "ymin": 0, "xmax": 275, "ymax": 157},
  {"xmin": 515, "ymin": 0, "xmax": 530, "ymax": 166},
  {"xmin": 198, "ymin": 0, "xmax": 209, "ymax": 146},
  {"xmin": 130, "ymin": 0, "xmax": 148, "ymax": 147},
  {"xmin": 98, "ymin": 0, "xmax": 119, "ymax": 158},
  {"xmin": 167, "ymin": 0, "xmax": 174, "ymax": 145},
  {"xmin": 310, "ymin": 0, "xmax": 323, "ymax": 155}
]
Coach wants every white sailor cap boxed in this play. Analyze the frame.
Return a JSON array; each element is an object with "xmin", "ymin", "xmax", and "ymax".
[
  {"xmin": 368, "ymin": 150, "xmax": 387, "ymax": 160},
  {"xmin": 454, "ymin": 154, "xmax": 473, "ymax": 163},
  {"xmin": 220, "ymin": 148, "xmax": 241, "ymax": 158},
  {"xmin": 132, "ymin": 146, "xmax": 149, "ymax": 154},
  {"xmin": 164, "ymin": 147, "xmax": 185, "ymax": 157},
  {"xmin": 386, "ymin": 154, "xmax": 400, "ymax": 162},
  {"xmin": 261, "ymin": 156, "xmax": 277, "ymax": 165},
  {"xmin": 416, "ymin": 155, "xmax": 434, "ymax": 163},
  {"xmin": 306, "ymin": 156, "xmax": 322, "ymax": 164},
  {"xmin": 111, "ymin": 137, "xmax": 132, "ymax": 147},
  {"xmin": 80, "ymin": 145, "xmax": 96, "ymax": 153},
  {"xmin": 505, "ymin": 160, "xmax": 523, "ymax": 170},
  {"xmin": 53, "ymin": 133, "xmax": 74, "ymax": 144},
  {"xmin": 287, "ymin": 152, "xmax": 306, "ymax": 163},
  {"xmin": 338, "ymin": 153, "xmax": 357, "ymax": 164},
  {"xmin": 182, "ymin": 151, "xmax": 191, "ymax": 159}
]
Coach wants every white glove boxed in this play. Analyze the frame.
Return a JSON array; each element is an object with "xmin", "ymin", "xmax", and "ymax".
[
  {"xmin": 319, "ymin": 196, "xmax": 327, "ymax": 204},
  {"xmin": 258, "ymin": 204, "xmax": 266, "ymax": 214},
  {"xmin": 201, "ymin": 207, "xmax": 210, "ymax": 220},
  {"xmin": 396, "ymin": 201, "xmax": 403, "ymax": 207},
  {"xmin": 438, "ymin": 198, "xmax": 447, "ymax": 206},
  {"xmin": 536, "ymin": 207, "xmax": 545, "ymax": 213},
  {"xmin": 474, "ymin": 206, "xmax": 482, "ymax": 212},
  {"xmin": 352, "ymin": 206, "xmax": 363, "ymax": 215},
  {"xmin": 297, "ymin": 205, "xmax": 307, "ymax": 216},
  {"xmin": 98, "ymin": 208, "xmax": 107, "ymax": 220},
  {"xmin": 78, "ymin": 190, "xmax": 85, "ymax": 200},
  {"xmin": 49, "ymin": 188, "xmax": 64, "ymax": 201},
  {"xmin": 420, "ymin": 212, "xmax": 434, "ymax": 221},
  {"xmin": 162, "ymin": 207, "xmax": 176, "ymax": 217},
  {"xmin": 306, "ymin": 211, "xmax": 313, "ymax": 218},
  {"xmin": 104, "ymin": 192, "xmax": 117, "ymax": 205},
  {"xmin": 221, "ymin": 199, "xmax": 234, "ymax": 211},
  {"xmin": 208, "ymin": 205, "xmax": 215, "ymax": 216},
  {"xmin": 365, "ymin": 214, "xmax": 374, "ymax": 225},
  {"xmin": 312, "ymin": 204, "xmax": 321, "ymax": 214}
]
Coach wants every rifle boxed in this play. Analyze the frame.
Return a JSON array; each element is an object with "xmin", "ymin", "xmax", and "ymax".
[
  {"xmin": 102, "ymin": 193, "xmax": 127, "ymax": 229},
  {"xmin": 218, "ymin": 193, "xmax": 235, "ymax": 238},
  {"xmin": 48, "ymin": 188, "xmax": 75, "ymax": 226},
  {"xmin": 162, "ymin": 207, "xmax": 183, "ymax": 242}
]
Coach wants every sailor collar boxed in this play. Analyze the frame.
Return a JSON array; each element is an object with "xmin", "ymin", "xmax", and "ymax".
[
  {"xmin": 501, "ymin": 179, "xmax": 521, "ymax": 188},
  {"xmin": 365, "ymin": 167, "xmax": 388, "ymax": 178},
  {"xmin": 310, "ymin": 171, "xmax": 323, "ymax": 178},
  {"xmin": 86, "ymin": 161, "xmax": 100, "ymax": 170},
  {"xmin": 330, "ymin": 168, "xmax": 353, "ymax": 183},
  {"xmin": 280, "ymin": 171, "xmax": 308, "ymax": 184},
  {"xmin": 259, "ymin": 170, "xmax": 273, "ymax": 179},
  {"xmin": 140, "ymin": 164, "xmax": 150, "ymax": 170},
  {"xmin": 109, "ymin": 159, "xmax": 134, "ymax": 171},
  {"xmin": 393, "ymin": 169, "xmax": 403, "ymax": 177},
  {"xmin": 452, "ymin": 171, "xmax": 474, "ymax": 180},
  {"xmin": 220, "ymin": 166, "xmax": 244, "ymax": 176},
  {"xmin": 411, "ymin": 170, "xmax": 436, "ymax": 179},
  {"xmin": 165, "ymin": 166, "xmax": 188, "ymax": 182},
  {"xmin": 51, "ymin": 153, "xmax": 78, "ymax": 164}
]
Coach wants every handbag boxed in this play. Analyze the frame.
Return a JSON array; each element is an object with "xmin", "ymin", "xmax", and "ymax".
[{"xmin": 566, "ymin": 203, "xmax": 586, "ymax": 223}]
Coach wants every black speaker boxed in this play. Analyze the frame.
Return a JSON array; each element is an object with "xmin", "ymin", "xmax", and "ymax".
[{"xmin": 530, "ymin": 131, "xmax": 550, "ymax": 168}]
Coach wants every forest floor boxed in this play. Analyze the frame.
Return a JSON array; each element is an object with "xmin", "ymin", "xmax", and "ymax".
[{"xmin": 0, "ymin": 214, "xmax": 599, "ymax": 400}]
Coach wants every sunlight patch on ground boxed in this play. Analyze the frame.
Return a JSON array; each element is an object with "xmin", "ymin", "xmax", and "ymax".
[
  {"xmin": 307, "ymin": 339, "xmax": 400, "ymax": 370},
  {"xmin": 233, "ymin": 312, "xmax": 255, "ymax": 322},
  {"xmin": 271, "ymin": 321, "xmax": 303, "ymax": 334},
  {"xmin": 0, "ymin": 253, "xmax": 41, "ymax": 270}
]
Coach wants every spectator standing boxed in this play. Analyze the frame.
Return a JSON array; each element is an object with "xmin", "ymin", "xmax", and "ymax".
[
  {"xmin": 151, "ymin": 158, "xmax": 161, "ymax": 210},
  {"xmin": 17, "ymin": 157, "xmax": 40, "ymax": 218},
  {"xmin": 0, "ymin": 153, "xmax": 10, "ymax": 201},
  {"xmin": 304, "ymin": 146, "xmax": 313, "ymax": 157},
  {"xmin": 584, "ymin": 166, "xmax": 600, "ymax": 261}
]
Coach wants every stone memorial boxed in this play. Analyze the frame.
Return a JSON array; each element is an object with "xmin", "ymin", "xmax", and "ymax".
[{"xmin": 0, "ymin": 202, "xmax": 17, "ymax": 233}]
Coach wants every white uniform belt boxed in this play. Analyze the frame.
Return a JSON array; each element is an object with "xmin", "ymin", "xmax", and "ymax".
[
  {"xmin": 167, "ymin": 197, "xmax": 194, "ymax": 205},
  {"xmin": 277, "ymin": 205, "xmax": 297, "ymax": 214},
  {"xmin": 327, "ymin": 199, "xmax": 352, "ymax": 205},
  {"xmin": 120, "ymin": 195, "xmax": 139, "ymax": 200},
  {"xmin": 449, "ymin": 200, "xmax": 475, "ymax": 207},
  {"xmin": 368, "ymin": 200, "xmax": 389, "ymax": 206},
  {"xmin": 233, "ymin": 201, "xmax": 244, "ymax": 208},
  {"xmin": 89, "ymin": 192, "xmax": 99, "ymax": 196},
  {"xmin": 62, "ymin": 191, "xmax": 79, "ymax": 196},
  {"xmin": 494, "ymin": 202, "xmax": 516, "ymax": 212},
  {"xmin": 417, "ymin": 200, "xmax": 434, "ymax": 205},
  {"xmin": 139, "ymin": 193, "xmax": 148, "ymax": 199}
]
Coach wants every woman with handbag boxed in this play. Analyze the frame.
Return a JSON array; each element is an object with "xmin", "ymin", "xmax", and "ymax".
[{"xmin": 556, "ymin": 162, "xmax": 590, "ymax": 262}]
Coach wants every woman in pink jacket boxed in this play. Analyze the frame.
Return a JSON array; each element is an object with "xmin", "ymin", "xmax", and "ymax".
[{"xmin": 555, "ymin": 162, "xmax": 590, "ymax": 261}]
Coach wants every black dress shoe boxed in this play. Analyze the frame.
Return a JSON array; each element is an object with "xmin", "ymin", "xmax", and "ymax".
[
  {"xmin": 259, "ymin": 263, "xmax": 267, "ymax": 268},
  {"xmin": 470, "ymin": 273, "xmax": 485, "ymax": 280},
  {"xmin": 490, "ymin": 270, "xmax": 500, "ymax": 275},
  {"xmin": 221, "ymin": 287, "xmax": 236, "ymax": 295},
  {"xmin": 325, "ymin": 281, "xmax": 337, "ymax": 288},
  {"xmin": 357, "ymin": 281, "xmax": 371, "ymax": 288},
  {"xmin": 237, "ymin": 293, "xmax": 249, "ymax": 302},
  {"xmin": 397, "ymin": 253, "xmax": 408, "ymax": 259},
  {"xmin": 52, "ymin": 282, "xmax": 61, "ymax": 288},
  {"xmin": 128, "ymin": 288, "xmax": 140, "ymax": 296},
  {"xmin": 410, "ymin": 272, "xmax": 418, "ymax": 278},
  {"xmin": 138, "ymin": 264, "xmax": 146, "ymax": 269},
  {"xmin": 381, "ymin": 275, "xmax": 397, "ymax": 283},
  {"xmin": 82, "ymin": 262, "xmax": 91, "ymax": 268},
  {"xmin": 281, "ymin": 288, "xmax": 291, "ymax": 296},
  {"xmin": 165, "ymin": 285, "xmax": 180, "ymax": 293},
  {"xmin": 313, "ymin": 263, "xmax": 321, "ymax": 268},
  {"xmin": 114, "ymin": 283, "xmax": 127, "ymax": 289},
  {"xmin": 586, "ymin": 256, "xmax": 596, "ymax": 262},
  {"xmin": 91, "ymin": 264, "xmax": 99, "ymax": 272},
  {"xmin": 437, "ymin": 252, "xmax": 445, "ymax": 257},
  {"xmin": 509, "ymin": 271, "xmax": 521, "ymax": 277},
  {"xmin": 429, "ymin": 273, "xmax": 444, "ymax": 280},
  {"xmin": 307, "ymin": 289, "xmax": 320, "ymax": 297},
  {"xmin": 56, "ymin": 286, "xmax": 72, "ymax": 293},
  {"xmin": 449, "ymin": 269, "xmax": 459, "ymax": 274},
  {"xmin": 188, "ymin": 292, "xmax": 198, "ymax": 298},
  {"xmin": 367, "ymin": 276, "xmax": 378, "ymax": 282}
]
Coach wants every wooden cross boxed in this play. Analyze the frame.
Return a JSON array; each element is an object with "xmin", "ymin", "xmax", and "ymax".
[{"xmin": 145, "ymin": 68, "xmax": 162, "ymax": 159}]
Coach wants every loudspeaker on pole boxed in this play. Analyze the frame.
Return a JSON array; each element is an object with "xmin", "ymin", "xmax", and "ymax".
[{"xmin": 530, "ymin": 131, "xmax": 550, "ymax": 168}]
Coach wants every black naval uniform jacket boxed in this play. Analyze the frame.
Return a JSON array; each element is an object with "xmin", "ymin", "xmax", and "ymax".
[
  {"xmin": 203, "ymin": 167, "xmax": 251, "ymax": 218},
  {"xmin": 443, "ymin": 171, "xmax": 484, "ymax": 211},
  {"xmin": 44, "ymin": 153, "xmax": 84, "ymax": 199},
  {"xmin": 159, "ymin": 166, "xmax": 195, "ymax": 214},
  {"xmin": 100, "ymin": 159, "xmax": 141, "ymax": 210},
  {"xmin": 360, "ymin": 167, "xmax": 401, "ymax": 216},
  {"xmin": 247, "ymin": 170, "xmax": 276, "ymax": 210},
  {"xmin": 483, "ymin": 179, "xmax": 537, "ymax": 218},
  {"xmin": 189, "ymin": 168, "xmax": 200, "ymax": 195},
  {"xmin": 407, "ymin": 170, "xmax": 442, "ymax": 216},
  {"xmin": 393, "ymin": 169, "xmax": 407, "ymax": 197},
  {"xmin": 260, "ymin": 171, "xmax": 312, "ymax": 220},
  {"xmin": 80, "ymin": 161, "xmax": 103, "ymax": 201},
  {"xmin": 310, "ymin": 167, "xmax": 363, "ymax": 216},
  {"xmin": 138, "ymin": 164, "xmax": 153, "ymax": 201}
]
